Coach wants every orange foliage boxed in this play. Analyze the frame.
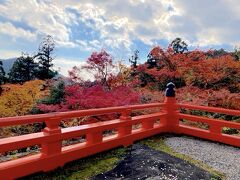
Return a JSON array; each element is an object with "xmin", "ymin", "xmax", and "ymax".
[
  {"xmin": 176, "ymin": 86, "xmax": 240, "ymax": 110},
  {"xmin": 175, "ymin": 53, "xmax": 240, "ymax": 88},
  {"xmin": 142, "ymin": 46, "xmax": 240, "ymax": 92},
  {"xmin": 0, "ymin": 80, "xmax": 47, "ymax": 117},
  {"xmin": 107, "ymin": 62, "xmax": 132, "ymax": 87}
]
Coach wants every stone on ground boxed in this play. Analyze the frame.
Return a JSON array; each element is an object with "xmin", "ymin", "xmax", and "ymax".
[{"xmin": 93, "ymin": 144, "xmax": 215, "ymax": 180}]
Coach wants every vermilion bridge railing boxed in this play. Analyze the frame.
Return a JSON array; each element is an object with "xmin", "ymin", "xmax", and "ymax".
[{"xmin": 0, "ymin": 84, "xmax": 239, "ymax": 179}]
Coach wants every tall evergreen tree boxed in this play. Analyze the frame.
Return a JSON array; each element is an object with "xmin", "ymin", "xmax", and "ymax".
[
  {"xmin": 8, "ymin": 54, "xmax": 37, "ymax": 84},
  {"xmin": 129, "ymin": 50, "xmax": 139, "ymax": 68},
  {"xmin": 0, "ymin": 60, "xmax": 6, "ymax": 85},
  {"xmin": 170, "ymin": 38, "xmax": 188, "ymax": 54},
  {"xmin": 233, "ymin": 47, "xmax": 240, "ymax": 60},
  {"xmin": 35, "ymin": 35, "xmax": 56, "ymax": 79}
]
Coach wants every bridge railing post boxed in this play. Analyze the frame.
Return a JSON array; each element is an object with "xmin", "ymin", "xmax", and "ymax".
[
  {"xmin": 162, "ymin": 82, "xmax": 179, "ymax": 133},
  {"xmin": 86, "ymin": 131, "xmax": 103, "ymax": 145},
  {"xmin": 118, "ymin": 106, "xmax": 132, "ymax": 146},
  {"xmin": 41, "ymin": 116, "xmax": 62, "ymax": 156},
  {"xmin": 209, "ymin": 123, "xmax": 222, "ymax": 139}
]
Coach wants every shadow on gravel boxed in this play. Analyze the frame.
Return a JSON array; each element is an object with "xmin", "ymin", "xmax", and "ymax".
[{"xmin": 93, "ymin": 144, "xmax": 217, "ymax": 180}]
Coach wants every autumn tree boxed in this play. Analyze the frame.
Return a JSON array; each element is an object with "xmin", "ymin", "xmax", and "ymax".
[
  {"xmin": 68, "ymin": 66, "xmax": 84, "ymax": 83},
  {"xmin": 0, "ymin": 80, "xmax": 45, "ymax": 117},
  {"xmin": 170, "ymin": 38, "xmax": 188, "ymax": 54},
  {"xmin": 108, "ymin": 62, "xmax": 132, "ymax": 87},
  {"xmin": 37, "ymin": 84, "xmax": 140, "ymax": 112},
  {"xmin": 8, "ymin": 54, "xmax": 37, "ymax": 84},
  {"xmin": 82, "ymin": 50, "xmax": 114, "ymax": 87},
  {"xmin": 35, "ymin": 35, "xmax": 56, "ymax": 79},
  {"xmin": 147, "ymin": 46, "xmax": 175, "ymax": 71}
]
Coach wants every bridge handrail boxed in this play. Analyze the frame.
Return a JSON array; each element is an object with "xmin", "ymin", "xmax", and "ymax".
[
  {"xmin": 178, "ymin": 103, "xmax": 240, "ymax": 116},
  {"xmin": 0, "ymin": 82, "xmax": 239, "ymax": 179},
  {"xmin": 0, "ymin": 112, "xmax": 167, "ymax": 153},
  {"xmin": 0, "ymin": 103, "xmax": 164, "ymax": 127},
  {"xmin": 0, "ymin": 103, "xmax": 167, "ymax": 178},
  {"xmin": 179, "ymin": 113, "xmax": 240, "ymax": 129},
  {"xmin": 177, "ymin": 103, "xmax": 240, "ymax": 148}
]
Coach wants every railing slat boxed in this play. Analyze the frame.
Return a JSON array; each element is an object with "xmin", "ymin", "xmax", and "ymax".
[
  {"xmin": 0, "ymin": 113, "xmax": 167, "ymax": 153},
  {"xmin": 0, "ymin": 98, "xmax": 239, "ymax": 179},
  {"xmin": 0, "ymin": 103, "xmax": 164, "ymax": 127},
  {"xmin": 0, "ymin": 132, "xmax": 45, "ymax": 153},
  {"xmin": 178, "ymin": 103, "xmax": 240, "ymax": 116},
  {"xmin": 179, "ymin": 113, "xmax": 240, "ymax": 129}
]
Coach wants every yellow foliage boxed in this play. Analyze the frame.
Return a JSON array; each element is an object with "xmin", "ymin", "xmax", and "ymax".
[
  {"xmin": 118, "ymin": 62, "xmax": 132, "ymax": 80},
  {"xmin": 0, "ymin": 80, "xmax": 46, "ymax": 117},
  {"xmin": 109, "ymin": 62, "xmax": 132, "ymax": 87}
]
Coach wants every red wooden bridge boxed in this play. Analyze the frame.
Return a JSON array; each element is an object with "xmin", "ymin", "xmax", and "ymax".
[{"xmin": 0, "ymin": 83, "xmax": 239, "ymax": 179}]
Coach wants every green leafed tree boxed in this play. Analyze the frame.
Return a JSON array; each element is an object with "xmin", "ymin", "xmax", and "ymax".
[
  {"xmin": 35, "ymin": 35, "xmax": 56, "ymax": 80},
  {"xmin": 129, "ymin": 50, "xmax": 139, "ymax": 68},
  {"xmin": 0, "ymin": 60, "xmax": 6, "ymax": 85},
  {"xmin": 170, "ymin": 37, "xmax": 188, "ymax": 54},
  {"xmin": 40, "ymin": 81, "xmax": 65, "ymax": 105},
  {"xmin": 8, "ymin": 54, "xmax": 37, "ymax": 84},
  {"xmin": 233, "ymin": 47, "xmax": 240, "ymax": 61}
]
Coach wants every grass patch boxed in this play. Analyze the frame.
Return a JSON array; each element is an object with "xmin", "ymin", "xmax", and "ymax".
[
  {"xmin": 139, "ymin": 134, "xmax": 225, "ymax": 180},
  {"xmin": 21, "ymin": 147, "xmax": 126, "ymax": 180}
]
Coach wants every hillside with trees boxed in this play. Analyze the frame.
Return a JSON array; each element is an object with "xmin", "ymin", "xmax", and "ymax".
[
  {"xmin": 0, "ymin": 37, "xmax": 239, "ymax": 137},
  {"xmin": 0, "ymin": 35, "xmax": 57, "ymax": 86}
]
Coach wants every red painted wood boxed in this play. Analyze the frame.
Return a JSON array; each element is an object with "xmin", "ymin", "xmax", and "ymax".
[
  {"xmin": 178, "ymin": 103, "xmax": 240, "ymax": 116},
  {"xmin": 0, "ymin": 99, "xmax": 239, "ymax": 179},
  {"xmin": 179, "ymin": 113, "xmax": 240, "ymax": 129}
]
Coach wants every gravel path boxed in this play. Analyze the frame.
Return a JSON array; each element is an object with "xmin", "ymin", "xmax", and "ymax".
[{"xmin": 165, "ymin": 136, "xmax": 240, "ymax": 180}]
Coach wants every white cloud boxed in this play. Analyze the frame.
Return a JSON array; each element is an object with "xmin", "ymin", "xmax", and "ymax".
[
  {"xmin": 53, "ymin": 57, "xmax": 80, "ymax": 76},
  {"xmin": 75, "ymin": 39, "xmax": 102, "ymax": 52},
  {"xmin": 167, "ymin": 0, "xmax": 240, "ymax": 47},
  {"xmin": 0, "ymin": 0, "xmax": 74, "ymax": 47},
  {"xmin": 0, "ymin": 22, "xmax": 36, "ymax": 40},
  {"xmin": 53, "ymin": 57, "xmax": 94, "ymax": 81},
  {"xmin": 0, "ymin": 49, "xmax": 21, "ymax": 59},
  {"xmin": 1, "ymin": 0, "xmax": 240, "ymax": 59},
  {"xmin": 0, "ymin": 0, "xmax": 167, "ymax": 53}
]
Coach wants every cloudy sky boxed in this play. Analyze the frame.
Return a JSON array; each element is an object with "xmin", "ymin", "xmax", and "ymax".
[{"xmin": 0, "ymin": 0, "xmax": 240, "ymax": 75}]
